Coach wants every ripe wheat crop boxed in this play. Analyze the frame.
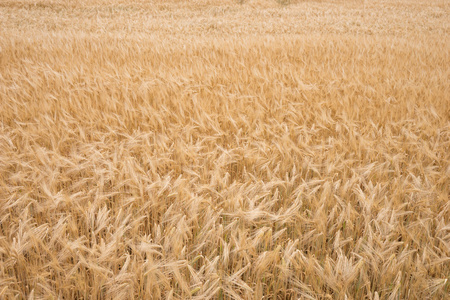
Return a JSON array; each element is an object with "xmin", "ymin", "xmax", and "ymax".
[{"xmin": 0, "ymin": 0, "xmax": 449, "ymax": 299}]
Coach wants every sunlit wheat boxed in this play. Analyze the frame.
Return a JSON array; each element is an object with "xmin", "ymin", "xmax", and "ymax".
[{"xmin": 0, "ymin": 0, "xmax": 449, "ymax": 299}]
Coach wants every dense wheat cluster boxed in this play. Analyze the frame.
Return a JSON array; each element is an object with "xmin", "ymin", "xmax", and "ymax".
[{"xmin": 0, "ymin": 0, "xmax": 449, "ymax": 299}]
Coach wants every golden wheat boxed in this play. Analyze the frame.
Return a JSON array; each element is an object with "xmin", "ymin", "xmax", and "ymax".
[{"xmin": 0, "ymin": 0, "xmax": 449, "ymax": 299}]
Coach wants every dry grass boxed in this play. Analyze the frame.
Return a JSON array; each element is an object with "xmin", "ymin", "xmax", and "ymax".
[{"xmin": 0, "ymin": 0, "xmax": 449, "ymax": 299}]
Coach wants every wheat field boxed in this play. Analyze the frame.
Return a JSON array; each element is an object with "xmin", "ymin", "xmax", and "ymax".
[{"xmin": 0, "ymin": 0, "xmax": 449, "ymax": 299}]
